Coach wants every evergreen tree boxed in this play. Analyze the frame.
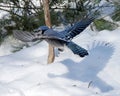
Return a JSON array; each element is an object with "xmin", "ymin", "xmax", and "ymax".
[{"xmin": 0, "ymin": 0, "xmax": 119, "ymax": 45}]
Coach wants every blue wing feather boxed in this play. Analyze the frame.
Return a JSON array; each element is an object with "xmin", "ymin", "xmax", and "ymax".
[
  {"xmin": 61, "ymin": 17, "xmax": 95, "ymax": 40},
  {"xmin": 66, "ymin": 41, "xmax": 88, "ymax": 57}
]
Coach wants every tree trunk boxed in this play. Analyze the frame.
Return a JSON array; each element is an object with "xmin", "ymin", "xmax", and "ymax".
[{"xmin": 42, "ymin": 0, "xmax": 55, "ymax": 64}]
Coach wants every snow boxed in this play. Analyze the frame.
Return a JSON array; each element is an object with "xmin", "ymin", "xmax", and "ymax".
[
  {"xmin": 0, "ymin": 10, "xmax": 8, "ymax": 18},
  {"xmin": 0, "ymin": 0, "xmax": 120, "ymax": 95},
  {"xmin": 0, "ymin": 26, "xmax": 120, "ymax": 96}
]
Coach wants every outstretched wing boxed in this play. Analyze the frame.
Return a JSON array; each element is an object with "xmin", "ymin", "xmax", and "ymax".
[
  {"xmin": 61, "ymin": 17, "xmax": 95, "ymax": 40},
  {"xmin": 13, "ymin": 30, "xmax": 38, "ymax": 42},
  {"xmin": 13, "ymin": 29, "xmax": 67, "ymax": 43}
]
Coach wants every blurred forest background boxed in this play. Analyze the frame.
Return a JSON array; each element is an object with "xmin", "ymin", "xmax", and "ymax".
[{"xmin": 0, "ymin": 0, "xmax": 120, "ymax": 46}]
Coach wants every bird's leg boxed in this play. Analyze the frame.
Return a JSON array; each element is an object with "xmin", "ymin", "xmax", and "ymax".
[{"xmin": 55, "ymin": 47, "xmax": 64, "ymax": 57}]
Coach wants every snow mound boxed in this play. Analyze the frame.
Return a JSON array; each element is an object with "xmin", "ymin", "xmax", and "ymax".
[{"xmin": 0, "ymin": 28, "xmax": 120, "ymax": 96}]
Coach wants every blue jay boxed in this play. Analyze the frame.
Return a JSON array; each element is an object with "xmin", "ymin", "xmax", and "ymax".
[{"xmin": 13, "ymin": 17, "xmax": 95, "ymax": 57}]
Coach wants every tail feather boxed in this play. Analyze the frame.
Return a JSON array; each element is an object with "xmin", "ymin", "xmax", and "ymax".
[
  {"xmin": 66, "ymin": 42, "xmax": 88, "ymax": 57},
  {"xmin": 13, "ymin": 30, "xmax": 37, "ymax": 42}
]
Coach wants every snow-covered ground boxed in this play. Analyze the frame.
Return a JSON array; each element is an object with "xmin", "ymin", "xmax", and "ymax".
[{"xmin": 0, "ymin": 26, "xmax": 120, "ymax": 96}]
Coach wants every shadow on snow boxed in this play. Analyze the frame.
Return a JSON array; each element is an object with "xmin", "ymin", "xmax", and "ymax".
[{"xmin": 49, "ymin": 44, "xmax": 114, "ymax": 92}]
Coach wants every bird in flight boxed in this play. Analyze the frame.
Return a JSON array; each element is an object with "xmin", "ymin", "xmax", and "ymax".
[{"xmin": 13, "ymin": 16, "xmax": 95, "ymax": 57}]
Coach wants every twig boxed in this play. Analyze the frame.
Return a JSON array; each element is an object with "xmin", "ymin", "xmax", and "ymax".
[{"xmin": 88, "ymin": 81, "xmax": 93, "ymax": 88}]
